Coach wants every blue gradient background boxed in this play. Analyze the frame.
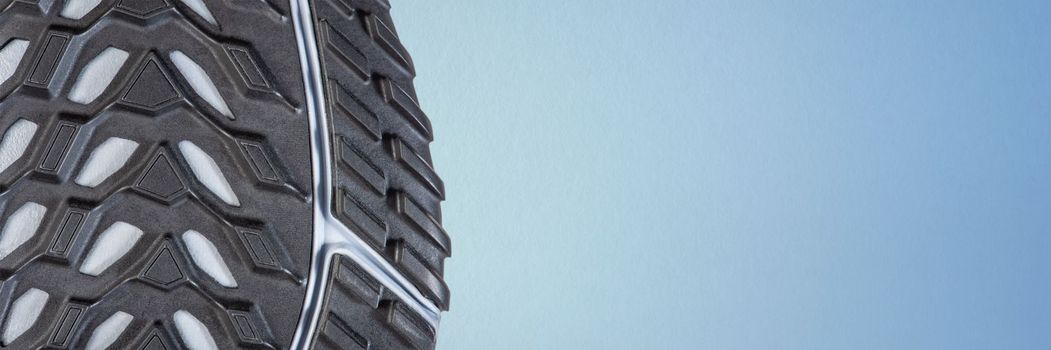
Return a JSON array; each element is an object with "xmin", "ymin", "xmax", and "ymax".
[{"xmin": 392, "ymin": 1, "xmax": 1051, "ymax": 349}]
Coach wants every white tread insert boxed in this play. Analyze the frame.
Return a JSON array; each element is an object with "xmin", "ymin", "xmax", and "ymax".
[
  {"xmin": 178, "ymin": 140, "xmax": 240, "ymax": 206},
  {"xmin": 84, "ymin": 311, "xmax": 134, "ymax": 350},
  {"xmin": 0, "ymin": 39, "xmax": 29, "ymax": 84},
  {"xmin": 182, "ymin": 230, "xmax": 238, "ymax": 288},
  {"xmin": 0, "ymin": 119, "xmax": 39, "ymax": 174},
  {"xmin": 79, "ymin": 221, "xmax": 145, "ymax": 276},
  {"xmin": 176, "ymin": 0, "xmax": 218, "ymax": 25},
  {"xmin": 60, "ymin": 0, "xmax": 103, "ymax": 19},
  {"xmin": 173, "ymin": 310, "xmax": 219, "ymax": 350},
  {"xmin": 75, "ymin": 137, "xmax": 139, "ymax": 188},
  {"xmin": 1, "ymin": 288, "xmax": 48, "ymax": 345},
  {"xmin": 68, "ymin": 47, "xmax": 130, "ymax": 104},
  {"xmin": 0, "ymin": 202, "xmax": 47, "ymax": 260},
  {"xmin": 170, "ymin": 50, "xmax": 233, "ymax": 118}
]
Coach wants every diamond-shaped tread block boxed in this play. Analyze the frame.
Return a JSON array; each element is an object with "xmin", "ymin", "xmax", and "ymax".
[
  {"xmin": 121, "ymin": 58, "xmax": 181, "ymax": 110},
  {"xmin": 139, "ymin": 330, "xmax": 172, "ymax": 350},
  {"xmin": 135, "ymin": 153, "xmax": 187, "ymax": 201},
  {"xmin": 141, "ymin": 242, "xmax": 185, "ymax": 287},
  {"xmin": 117, "ymin": 0, "xmax": 170, "ymax": 17}
]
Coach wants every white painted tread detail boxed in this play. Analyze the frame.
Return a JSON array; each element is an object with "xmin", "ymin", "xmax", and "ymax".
[
  {"xmin": 169, "ymin": 51, "xmax": 233, "ymax": 118},
  {"xmin": 182, "ymin": 230, "xmax": 238, "ymax": 288},
  {"xmin": 60, "ymin": 0, "xmax": 103, "ymax": 19},
  {"xmin": 84, "ymin": 311, "xmax": 133, "ymax": 350},
  {"xmin": 1, "ymin": 288, "xmax": 48, "ymax": 345},
  {"xmin": 176, "ymin": 0, "xmax": 218, "ymax": 25},
  {"xmin": 69, "ymin": 47, "xmax": 130, "ymax": 104},
  {"xmin": 173, "ymin": 310, "xmax": 219, "ymax": 350},
  {"xmin": 0, "ymin": 39, "xmax": 29, "ymax": 84},
  {"xmin": 79, "ymin": 222, "xmax": 145, "ymax": 276},
  {"xmin": 0, "ymin": 119, "xmax": 39, "ymax": 174},
  {"xmin": 75, "ymin": 137, "xmax": 139, "ymax": 188},
  {"xmin": 178, "ymin": 141, "xmax": 240, "ymax": 206},
  {"xmin": 0, "ymin": 202, "xmax": 46, "ymax": 260}
]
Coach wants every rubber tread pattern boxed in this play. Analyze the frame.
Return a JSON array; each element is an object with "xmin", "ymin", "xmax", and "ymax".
[
  {"xmin": 0, "ymin": 0, "xmax": 313, "ymax": 348},
  {"xmin": 314, "ymin": 0, "xmax": 450, "ymax": 315},
  {"xmin": 0, "ymin": 0, "xmax": 446, "ymax": 348},
  {"xmin": 312, "ymin": 255, "xmax": 436, "ymax": 350}
]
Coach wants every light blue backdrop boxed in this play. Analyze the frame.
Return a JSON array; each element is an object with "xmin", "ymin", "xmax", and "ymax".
[{"xmin": 392, "ymin": 1, "xmax": 1051, "ymax": 349}]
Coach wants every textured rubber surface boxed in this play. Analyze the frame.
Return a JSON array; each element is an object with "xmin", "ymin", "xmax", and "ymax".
[
  {"xmin": 311, "ymin": 256, "xmax": 438, "ymax": 350},
  {"xmin": 0, "ymin": 0, "xmax": 447, "ymax": 348},
  {"xmin": 314, "ymin": 0, "xmax": 449, "ymax": 314},
  {"xmin": 308, "ymin": 0, "xmax": 448, "ymax": 348}
]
